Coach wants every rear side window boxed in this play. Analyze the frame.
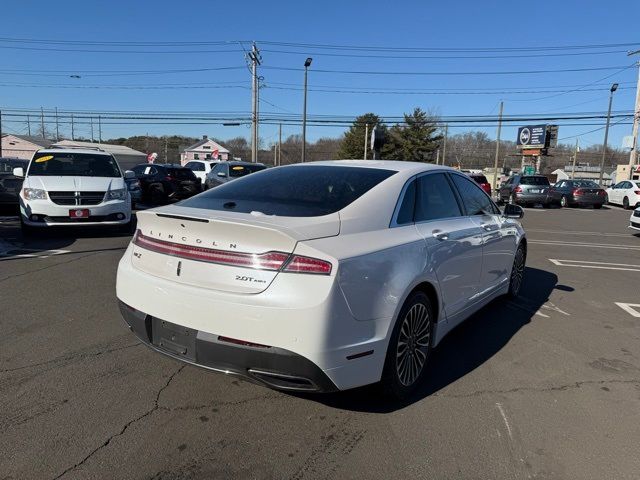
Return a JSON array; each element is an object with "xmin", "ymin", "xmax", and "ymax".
[
  {"xmin": 395, "ymin": 180, "xmax": 416, "ymax": 225},
  {"xmin": 415, "ymin": 173, "xmax": 462, "ymax": 222},
  {"xmin": 180, "ymin": 165, "xmax": 396, "ymax": 217},
  {"xmin": 169, "ymin": 168, "xmax": 196, "ymax": 180},
  {"xmin": 471, "ymin": 175, "xmax": 489, "ymax": 184},
  {"xmin": 450, "ymin": 174, "xmax": 499, "ymax": 215},
  {"xmin": 520, "ymin": 176, "xmax": 550, "ymax": 186},
  {"xmin": 185, "ymin": 162, "xmax": 205, "ymax": 171}
]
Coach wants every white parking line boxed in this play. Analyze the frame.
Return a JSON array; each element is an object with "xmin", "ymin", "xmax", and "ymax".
[
  {"xmin": 530, "ymin": 240, "xmax": 640, "ymax": 251},
  {"xmin": 615, "ymin": 303, "xmax": 640, "ymax": 318},
  {"xmin": 549, "ymin": 259, "xmax": 640, "ymax": 272}
]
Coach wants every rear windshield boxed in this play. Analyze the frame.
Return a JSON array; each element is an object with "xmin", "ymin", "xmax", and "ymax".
[
  {"xmin": 520, "ymin": 176, "xmax": 550, "ymax": 186},
  {"xmin": 27, "ymin": 153, "xmax": 121, "ymax": 177},
  {"xmin": 180, "ymin": 165, "xmax": 396, "ymax": 217},
  {"xmin": 229, "ymin": 164, "xmax": 266, "ymax": 178},
  {"xmin": 572, "ymin": 180, "xmax": 599, "ymax": 188},
  {"xmin": 168, "ymin": 168, "xmax": 197, "ymax": 180},
  {"xmin": 471, "ymin": 175, "xmax": 488, "ymax": 184}
]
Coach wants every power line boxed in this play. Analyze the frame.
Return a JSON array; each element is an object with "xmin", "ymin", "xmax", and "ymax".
[{"xmin": 0, "ymin": 66, "xmax": 246, "ymax": 77}]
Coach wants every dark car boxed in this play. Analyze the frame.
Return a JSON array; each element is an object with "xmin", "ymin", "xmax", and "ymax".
[
  {"xmin": 0, "ymin": 158, "xmax": 29, "ymax": 207},
  {"xmin": 130, "ymin": 164, "xmax": 201, "ymax": 205},
  {"xmin": 204, "ymin": 161, "xmax": 267, "ymax": 190},
  {"xmin": 468, "ymin": 173, "xmax": 492, "ymax": 196},
  {"xmin": 547, "ymin": 179, "xmax": 606, "ymax": 208},
  {"xmin": 499, "ymin": 174, "xmax": 551, "ymax": 207}
]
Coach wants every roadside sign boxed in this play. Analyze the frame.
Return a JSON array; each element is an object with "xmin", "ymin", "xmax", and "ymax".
[
  {"xmin": 517, "ymin": 125, "xmax": 547, "ymax": 148},
  {"xmin": 523, "ymin": 165, "xmax": 536, "ymax": 175}
]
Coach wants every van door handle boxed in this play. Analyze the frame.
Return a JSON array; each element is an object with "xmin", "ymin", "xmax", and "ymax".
[{"xmin": 432, "ymin": 230, "xmax": 449, "ymax": 241}]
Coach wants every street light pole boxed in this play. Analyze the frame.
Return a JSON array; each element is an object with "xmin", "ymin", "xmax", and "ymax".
[
  {"xmin": 301, "ymin": 57, "xmax": 312, "ymax": 163},
  {"xmin": 599, "ymin": 83, "xmax": 618, "ymax": 186},
  {"xmin": 628, "ymin": 51, "xmax": 640, "ymax": 179}
]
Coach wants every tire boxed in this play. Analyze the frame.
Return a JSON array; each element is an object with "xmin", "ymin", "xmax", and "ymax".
[
  {"xmin": 509, "ymin": 194, "xmax": 518, "ymax": 206},
  {"xmin": 593, "ymin": 204, "xmax": 603, "ymax": 209},
  {"xmin": 604, "ymin": 194, "xmax": 609, "ymax": 205},
  {"xmin": 623, "ymin": 196, "xmax": 630, "ymax": 210},
  {"xmin": 150, "ymin": 186, "xmax": 166, "ymax": 205},
  {"xmin": 381, "ymin": 291, "xmax": 434, "ymax": 400},
  {"xmin": 507, "ymin": 244, "xmax": 526, "ymax": 298},
  {"xmin": 560, "ymin": 195, "xmax": 569, "ymax": 208}
]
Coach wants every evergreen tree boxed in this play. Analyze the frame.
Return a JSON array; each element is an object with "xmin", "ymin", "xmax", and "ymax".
[
  {"xmin": 383, "ymin": 108, "xmax": 442, "ymax": 162},
  {"xmin": 336, "ymin": 113, "xmax": 386, "ymax": 159}
]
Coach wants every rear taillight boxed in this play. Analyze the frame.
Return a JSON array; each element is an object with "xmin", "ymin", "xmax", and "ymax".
[
  {"xmin": 598, "ymin": 190, "xmax": 606, "ymax": 196},
  {"xmin": 514, "ymin": 186, "xmax": 522, "ymax": 193},
  {"xmin": 283, "ymin": 255, "xmax": 333, "ymax": 275},
  {"xmin": 634, "ymin": 190, "xmax": 640, "ymax": 195},
  {"xmin": 573, "ymin": 188, "xmax": 584, "ymax": 195},
  {"xmin": 132, "ymin": 230, "xmax": 332, "ymax": 275}
]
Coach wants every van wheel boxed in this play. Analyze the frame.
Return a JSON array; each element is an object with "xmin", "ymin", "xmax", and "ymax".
[
  {"xmin": 381, "ymin": 291, "xmax": 433, "ymax": 400},
  {"xmin": 560, "ymin": 195, "xmax": 569, "ymax": 208}
]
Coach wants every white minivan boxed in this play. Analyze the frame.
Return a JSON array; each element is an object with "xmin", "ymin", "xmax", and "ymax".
[{"xmin": 14, "ymin": 147, "xmax": 132, "ymax": 231}]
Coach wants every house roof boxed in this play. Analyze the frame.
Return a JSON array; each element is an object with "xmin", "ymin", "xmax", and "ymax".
[
  {"xmin": 3, "ymin": 134, "xmax": 54, "ymax": 148},
  {"xmin": 182, "ymin": 138, "xmax": 230, "ymax": 153},
  {"xmin": 53, "ymin": 140, "xmax": 146, "ymax": 156}
]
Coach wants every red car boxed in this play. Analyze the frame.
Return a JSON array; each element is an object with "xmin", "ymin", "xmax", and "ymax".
[{"xmin": 468, "ymin": 173, "xmax": 492, "ymax": 196}]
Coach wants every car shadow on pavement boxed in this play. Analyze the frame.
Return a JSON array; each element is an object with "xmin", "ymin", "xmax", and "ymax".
[{"xmin": 303, "ymin": 267, "xmax": 563, "ymax": 413}]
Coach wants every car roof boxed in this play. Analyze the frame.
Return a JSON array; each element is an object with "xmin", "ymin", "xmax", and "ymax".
[
  {"xmin": 35, "ymin": 148, "xmax": 114, "ymax": 156},
  {"xmin": 285, "ymin": 160, "xmax": 454, "ymax": 175},
  {"xmin": 224, "ymin": 161, "xmax": 265, "ymax": 166}
]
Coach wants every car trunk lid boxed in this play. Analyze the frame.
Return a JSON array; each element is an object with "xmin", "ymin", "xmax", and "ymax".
[{"xmin": 131, "ymin": 205, "xmax": 339, "ymax": 293}]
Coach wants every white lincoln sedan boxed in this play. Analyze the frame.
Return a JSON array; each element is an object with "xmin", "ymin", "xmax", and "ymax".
[{"xmin": 117, "ymin": 161, "xmax": 526, "ymax": 398}]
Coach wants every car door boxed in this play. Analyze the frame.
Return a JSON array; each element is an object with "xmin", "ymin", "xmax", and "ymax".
[
  {"xmin": 552, "ymin": 180, "xmax": 567, "ymax": 202},
  {"xmin": 611, "ymin": 182, "xmax": 624, "ymax": 204},
  {"xmin": 413, "ymin": 172, "xmax": 484, "ymax": 327},
  {"xmin": 450, "ymin": 172, "xmax": 517, "ymax": 298}
]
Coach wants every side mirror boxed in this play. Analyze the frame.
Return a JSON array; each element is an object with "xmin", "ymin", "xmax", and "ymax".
[
  {"xmin": 13, "ymin": 167, "xmax": 24, "ymax": 177},
  {"xmin": 124, "ymin": 170, "xmax": 136, "ymax": 179},
  {"xmin": 217, "ymin": 172, "xmax": 227, "ymax": 178},
  {"xmin": 503, "ymin": 203, "xmax": 524, "ymax": 219}
]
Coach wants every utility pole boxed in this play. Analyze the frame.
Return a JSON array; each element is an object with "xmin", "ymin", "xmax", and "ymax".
[
  {"xmin": 628, "ymin": 51, "xmax": 640, "ymax": 179},
  {"xmin": 571, "ymin": 139, "xmax": 579, "ymax": 179},
  {"xmin": 164, "ymin": 137, "xmax": 168, "ymax": 163},
  {"xmin": 278, "ymin": 123, "xmax": 282, "ymax": 166},
  {"xmin": 442, "ymin": 124, "xmax": 448, "ymax": 166},
  {"xmin": 55, "ymin": 107, "xmax": 60, "ymax": 141},
  {"xmin": 249, "ymin": 42, "xmax": 261, "ymax": 163},
  {"xmin": 364, "ymin": 123, "xmax": 369, "ymax": 160},
  {"xmin": 435, "ymin": 149, "xmax": 440, "ymax": 165},
  {"xmin": 98, "ymin": 115, "xmax": 102, "ymax": 143},
  {"xmin": 493, "ymin": 101, "xmax": 504, "ymax": 193},
  {"xmin": 40, "ymin": 107, "xmax": 45, "ymax": 139},
  {"xmin": 301, "ymin": 57, "xmax": 312, "ymax": 163},
  {"xmin": 27, "ymin": 115, "xmax": 31, "ymax": 136},
  {"xmin": 71, "ymin": 114, "xmax": 74, "ymax": 140},
  {"xmin": 90, "ymin": 117, "xmax": 94, "ymax": 142},
  {"xmin": 599, "ymin": 84, "xmax": 618, "ymax": 185},
  {"xmin": 0, "ymin": 110, "xmax": 3, "ymax": 157},
  {"xmin": 273, "ymin": 143, "xmax": 277, "ymax": 166}
]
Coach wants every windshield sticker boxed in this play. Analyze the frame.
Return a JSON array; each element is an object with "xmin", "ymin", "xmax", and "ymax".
[
  {"xmin": 34, "ymin": 155, "xmax": 54, "ymax": 163},
  {"xmin": 232, "ymin": 166, "xmax": 245, "ymax": 171}
]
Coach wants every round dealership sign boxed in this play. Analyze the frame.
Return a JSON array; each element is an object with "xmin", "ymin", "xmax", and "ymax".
[{"xmin": 519, "ymin": 128, "xmax": 531, "ymax": 145}]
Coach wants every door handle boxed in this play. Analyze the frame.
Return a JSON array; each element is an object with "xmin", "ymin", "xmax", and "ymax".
[{"xmin": 432, "ymin": 230, "xmax": 449, "ymax": 241}]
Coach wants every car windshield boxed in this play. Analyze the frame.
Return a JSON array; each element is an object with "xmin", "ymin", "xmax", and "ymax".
[
  {"xmin": 180, "ymin": 165, "xmax": 396, "ymax": 217},
  {"xmin": 229, "ymin": 164, "xmax": 266, "ymax": 178},
  {"xmin": 27, "ymin": 152, "xmax": 121, "ymax": 177},
  {"xmin": 520, "ymin": 176, "xmax": 550, "ymax": 186}
]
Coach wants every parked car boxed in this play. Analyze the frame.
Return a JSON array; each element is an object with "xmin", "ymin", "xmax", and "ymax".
[
  {"xmin": 130, "ymin": 164, "xmax": 201, "ymax": 205},
  {"xmin": 14, "ymin": 147, "xmax": 131, "ymax": 232},
  {"xmin": 184, "ymin": 159, "xmax": 219, "ymax": 185},
  {"xmin": 117, "ymin": 161, "xmax": 526, "ymax": 399},
  {"xmin": 605, "ymin": 180, "xmax": 640, "ymax": 209},
  {"xmin": 0, "ymin": 158, "xmax": 29, "ymax": 207},
  {"xmin": 629, "ymin": 207, "xmax": 640, "ymax": 233},
  {"xmin": 204, "ymin": 161, "xmax": 266, "ymax": 189},
  {"xmin": 547, "ymin": 179, "xmax": 606, "ymax": 208},
  {"xmin": 467, "ymin": 173, "xmax": 492, "ymax": 196},
  {"xmin": 498, "ymin": 174, "xmax": 551, "ymax": 207},
  {"xmin": 124, "ymin": 174, "xmax": 143, "ymax": 209}
]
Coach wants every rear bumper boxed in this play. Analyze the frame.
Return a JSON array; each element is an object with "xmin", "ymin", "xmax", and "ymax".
[
  {"xmin": 515, "ymin": 193, "xmax": 549, "ymax": 204},
  {"xmin": 119, "ymin": 301, "xmax": 338, "ymax": 392},
  {"xmin": 572, "ymin": 196, "xmax": 605, "ymax": 206}
]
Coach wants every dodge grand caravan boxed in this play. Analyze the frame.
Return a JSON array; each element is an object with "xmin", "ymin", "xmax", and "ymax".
[{"xmin": 14, "ymin": 147, "xmax": 132, "ymax": 231}]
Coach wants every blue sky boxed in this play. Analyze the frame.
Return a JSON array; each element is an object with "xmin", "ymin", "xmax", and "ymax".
[{"xmin": 1, "ymin": 0, "xmax": 639, "ymax": 151}]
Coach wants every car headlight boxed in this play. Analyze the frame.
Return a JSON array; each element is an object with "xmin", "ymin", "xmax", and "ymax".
[
  {"xmin": 22, "ymin": 188, "xmax": 47, "ymax": 200},
  {"xmin": 106, "ymin": 188, "xmax": 128, "ymax": 200}
]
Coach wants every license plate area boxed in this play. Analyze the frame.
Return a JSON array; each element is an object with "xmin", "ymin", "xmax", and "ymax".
[
  {"xmin": 529, "ymin": 189, "xmax": 541, "ymax": 193},
  {"xmin": 151, "ymin": 318, "xmax": 197, "ymax": 361},
  {"xmin": 69, "ymin": 208, "xmax": 90, "ymax": 218}
]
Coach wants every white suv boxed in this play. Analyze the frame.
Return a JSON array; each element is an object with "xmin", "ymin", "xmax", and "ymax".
[
  {"xmin": 184, "ymin": 160, "xmax": 219, "ymax": 186},
  {"xmin": 14, "ymin": 147, "xmax": 132, "ymax": 231}
]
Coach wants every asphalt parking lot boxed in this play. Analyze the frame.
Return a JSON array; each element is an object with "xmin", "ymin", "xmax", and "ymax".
[{"xmin": 1, "ymin": 205, "xmax": 639, "ymax": 480}]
